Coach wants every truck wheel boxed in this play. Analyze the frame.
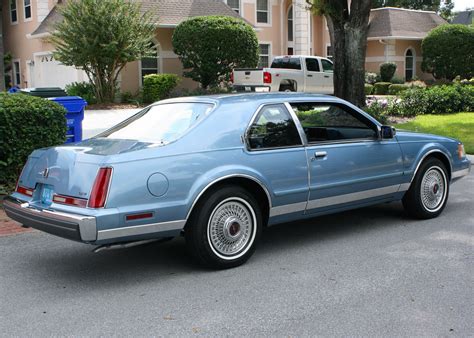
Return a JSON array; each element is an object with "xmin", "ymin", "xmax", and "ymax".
[
  {"xmin": 185, "ymin": 185, "xmax": 262, "ymax": 269},
  {"xmin": 279, "ymin": 84, "xmax": 295, "ymax": 92},
  {"xmin": 402, "ymin": 158, "xmax": 449, "ymax": 219}
]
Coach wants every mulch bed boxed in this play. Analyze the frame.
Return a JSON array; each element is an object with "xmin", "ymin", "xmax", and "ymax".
[
  {"xmin": 86, "ymin": 103, "xmax": 144, "ymax": 110},
  {"xmin": 0, "ymin": 198, "xmax": 34, "ymax": 237}
]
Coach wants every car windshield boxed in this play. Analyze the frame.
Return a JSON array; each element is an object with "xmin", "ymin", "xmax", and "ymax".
[{"xmin": 102, "ymin": 103, "xmax": 214, "ymax": 144}]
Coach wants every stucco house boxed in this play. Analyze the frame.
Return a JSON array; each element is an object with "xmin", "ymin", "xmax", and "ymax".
[{"xmin": 2, "ymin": 0, "xmax": 446, "ymax": 93}]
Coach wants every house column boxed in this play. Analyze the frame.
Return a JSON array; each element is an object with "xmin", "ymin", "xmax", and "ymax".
[
  {"xmin": 384, "ymin": 40, "xmax": 396, "ymax": 62},
  {"xmin": 293, "ymin": 0, "xmax": 310, "ymax": 55}
]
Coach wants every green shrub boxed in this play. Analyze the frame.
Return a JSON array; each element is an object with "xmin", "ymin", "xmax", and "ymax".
[
  {"xmin": 365, "ymin": 84, "xmax": 374, "ymax": 95},
  {"xmin": 65, "ymin": 81, "xmax": 97, "ymax": 104},
  {"xmin": 422, "ymin": 24, "xmax": 474, "ymax": 80},
  {"xmin": 374, "ymin": 82, "xmax": 391, "ymax": 95},
  {"xmin": 388, "ymin": 84, "xmax": 410, "ymax": 95},
  {"xmin": 0, "ymin": 93, "xmax": 67, "ymax": 184},
  {"xmin": 390, "ymin": 76, "xmax": 405, "ymax": 84},
  {"xmin": 142, "ymin": 74, "xmax": 180, "ymax": 103},
  {"xmin": 380, "ymin": 62, "xmax": 397, "ymax": 82},
  {"xmin": 172, "ymin": 16, "xmax": 259, "ymax": 88},
  {"xmin": 397, "ymin": 84, "xmax": 474, "ymax": 116}
]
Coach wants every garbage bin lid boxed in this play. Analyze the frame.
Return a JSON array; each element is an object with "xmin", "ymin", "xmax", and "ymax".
[{"xmin": 47, "ymin": 96, "xmax": 88, "ymax": 104}]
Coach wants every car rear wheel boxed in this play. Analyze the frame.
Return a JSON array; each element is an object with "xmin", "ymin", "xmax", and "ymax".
[
  {"xmin": 185, "ymin": 185, "xmax": 262, "ymax": 269},
  {"xmin": 402, "ymin": 158, "xmax": 449, "ymax": 219}
]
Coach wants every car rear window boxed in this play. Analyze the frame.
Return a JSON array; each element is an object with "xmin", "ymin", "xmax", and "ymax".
[
  {"xmin": 271, "ymin": 57, "xmax": 302, "ymax": 70},
  {"xmin": 101, "ymin": 103, "xmax": 214, "ymax": 144}
]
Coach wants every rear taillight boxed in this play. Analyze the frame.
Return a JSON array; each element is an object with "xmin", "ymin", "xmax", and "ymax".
[
  {"xmin": 230, "ymin": 71, "xmax": 234, "ymax": 83},
  {"xmin": 263, "ymin": 71, "xmax": 272, "ymax": 84},
  {"xmin": 88, "ymin": 167, "xmax": 113, "ymax": 208},
  {"xmin": 16, "ymin": 186, "xmax": 34, "ymax": 197},
  {"xmin": 53, "ymin": 195, "xmax": 87, "ymax": 208}
]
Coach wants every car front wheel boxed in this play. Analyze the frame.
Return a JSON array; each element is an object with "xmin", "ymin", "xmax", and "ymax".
[
  {"xmin": 185, "ymin": 185, "xmax": 262, "ymax": 269},
  {"xmin": 402, "ymin": 158, "xmax": 449, "ymax": 219}
]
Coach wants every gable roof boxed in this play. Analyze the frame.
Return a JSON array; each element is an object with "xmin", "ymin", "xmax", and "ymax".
[
  {"xmin": 31, "ymin": 0, "xmax": 243, "ymax": 37},
  {"xmin": 368, "ymin": 7, "xmax": 447, "ymax": 40},
  {"xmin": 452, "ymin": 10, "xmax": 473, "ymax": 25}
]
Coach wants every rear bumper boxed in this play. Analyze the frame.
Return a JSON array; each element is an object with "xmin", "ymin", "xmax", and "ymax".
[
  {"xmin": 3, "ymin": 196, "xmax": 96, "ymax": 242},
  {"xmin": 233, "ymin": 85, "xmax": 271, "ymax": 92}
]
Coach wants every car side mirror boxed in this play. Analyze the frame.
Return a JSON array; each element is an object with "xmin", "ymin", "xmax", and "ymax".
[{"xmin": 380, "ymin": 125, "xmax": 396, "ymax": 139}]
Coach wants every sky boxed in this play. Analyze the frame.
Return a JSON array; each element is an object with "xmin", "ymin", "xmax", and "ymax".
[{"xmin": 453, "ymin": 0, "xmax": 472, "ymax": 11}]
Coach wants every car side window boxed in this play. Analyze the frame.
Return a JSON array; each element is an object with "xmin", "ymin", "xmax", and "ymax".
[
  {"xmin": 290, "ymin": 102, "xmax": 377, "ymax": 143},
  {"xmin": 306, "ymin": 58, "xmax": 320, "ymax": 72},
  {"xmin": 247, "ymin": 104, "xmax": 302, "ymax": 150},
  {"xmin": 321, "ymin": 59, "xmax": 333, "ymax": 73}
]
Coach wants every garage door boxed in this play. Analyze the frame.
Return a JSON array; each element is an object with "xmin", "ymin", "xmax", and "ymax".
[{"xmin": 33, "ymin": 53, "xmax": 87, "ymax": 88}]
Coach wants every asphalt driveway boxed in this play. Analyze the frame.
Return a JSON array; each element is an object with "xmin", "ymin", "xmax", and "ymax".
[{"xmin": 0, "ymin": 171, "xmax": 472, "ymax": 336}]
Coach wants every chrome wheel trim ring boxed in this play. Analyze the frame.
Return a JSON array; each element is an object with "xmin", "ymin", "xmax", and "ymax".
[
  {"xmin": 207, "ymin": 197, "xmax": 257, "ymax": 260},
  {"xmin": 420, "ymin": 165, "xmax": 447, "ymax": 212}
]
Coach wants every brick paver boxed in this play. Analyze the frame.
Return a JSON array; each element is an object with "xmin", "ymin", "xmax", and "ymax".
[{"xmin": 0, "ymin": 203, "xmax": 33, "ymax": 237}]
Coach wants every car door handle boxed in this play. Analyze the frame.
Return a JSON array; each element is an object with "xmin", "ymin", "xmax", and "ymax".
[
  {"xmin": 314, "ymin": 151, "xmax": 327, "ymax": 158},
  {"xmin": 307, "ymin": 74, "xmax": 313, "ymax": 77},
  {"xmin": 323, "ymin": 75, "xmax": 330, "ymax": 78}
]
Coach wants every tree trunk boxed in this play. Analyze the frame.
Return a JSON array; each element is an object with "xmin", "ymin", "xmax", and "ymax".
[
  {"xmin": 0, "ymin": 3, "xmax": 6, "ymax": 91},
  {"xmin": 326, "ymin": 0, "xmax": 371, "ymax": 108}
]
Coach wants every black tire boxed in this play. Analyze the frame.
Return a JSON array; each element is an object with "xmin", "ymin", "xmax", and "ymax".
[
  {"xmin": 185, "ymin": 185, "xmax": 263, "ymax": 269},
  {"xmin": 402, "ymin": 157, "xmax": 449, "ymax": 219},
  {"xmin": 279, "ymin": 84, "xmax": 295, "ymax": 92}
]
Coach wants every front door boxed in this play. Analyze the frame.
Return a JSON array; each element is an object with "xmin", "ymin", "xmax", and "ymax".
[
  {"xmin": 289, "ymin": 101, "xmax": 404, "ymax": 214},
  {"xmin": 304, "ymin": 57, "xmax": 325, "ymax": 93}
]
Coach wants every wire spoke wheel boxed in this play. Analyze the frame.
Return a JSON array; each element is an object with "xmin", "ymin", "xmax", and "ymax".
[
  {"xmin": 207, "ymin": 197, "xmax": 256, "ymax": 260},
  {"xmin": 420, "ymin": 166, "xmax": 447, "ymax": 212}
]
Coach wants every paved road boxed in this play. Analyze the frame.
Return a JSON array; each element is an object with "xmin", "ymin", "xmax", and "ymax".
[{"xmin": 1, "ymin": 172, "xmax": 472, "ymax": 336}]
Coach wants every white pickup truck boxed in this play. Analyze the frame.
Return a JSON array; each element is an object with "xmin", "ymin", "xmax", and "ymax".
[{"xmin": 232, "ymin": 55, "xmax": 334, "ymax": 94}]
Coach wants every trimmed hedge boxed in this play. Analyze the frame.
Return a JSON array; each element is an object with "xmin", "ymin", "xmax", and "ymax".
[
  {"xmin": 398, "ymin": 84, "xmax": 474, "ymax": 116},
  {"xmin": 388, "ymin": 84, "xmax": 410, "ymax": 95},
  {"xmin": 380, "ymin": 62, "xmax": 397, "ymax": 82},
  {"xmin": 365, "ymin": 84, "xmax": 374, "ymax": 95},
  {"xmin": 0, "ymin": 93, "xmax": 67, "ymax": 184},
  {"xmin": 142, "ymin": 74, "xmax": 180, "ymax": 103},
  {"xmin": 374, "ymin": 82, "xmax": 391, "ymax": 95}
]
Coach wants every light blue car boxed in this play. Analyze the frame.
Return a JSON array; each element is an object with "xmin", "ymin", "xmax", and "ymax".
[{"xmin": 4, "ymin": 93, "xmax": 471, "ymax": 268}]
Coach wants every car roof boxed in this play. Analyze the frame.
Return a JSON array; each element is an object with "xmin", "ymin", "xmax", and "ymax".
[{"xmin": 158, "ymin": 92, "xmax": 341, "ymax": 106}]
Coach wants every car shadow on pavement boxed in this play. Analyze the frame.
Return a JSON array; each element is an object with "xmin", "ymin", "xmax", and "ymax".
[{"xmin": 10, "ymin": 200, "xmax": 422, "ymax": 287}]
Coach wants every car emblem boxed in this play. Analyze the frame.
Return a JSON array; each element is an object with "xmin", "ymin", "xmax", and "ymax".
[{"xmin": 41, "ymin": 168, "xmax": 50, "ymax": 178}]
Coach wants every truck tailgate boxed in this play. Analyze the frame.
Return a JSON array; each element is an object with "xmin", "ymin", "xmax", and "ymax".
[{"xmin": 233, "ymin": 68, "xmax": 264, "ymax": 86}]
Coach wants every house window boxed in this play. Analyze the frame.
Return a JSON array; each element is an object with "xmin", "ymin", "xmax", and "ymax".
[
  {"xmin": 226, "ymin": 0, "xmax": 240, "ymax": 14},
  {"xmin": 405, "ymin": 48, "xmax": 415, "ymax": 81},
  {"xmin": 287, "ymin": 5, "xmax": 293, "ymax": 42},
  {"xmin": 258, "ymin": 44, "xmax": 270, "ymax": 68},
  {"xmin": 10, "ymin": 0, "xmax": 18, "ymax": 23},
  {"xmin": 256, "ymin": 0, "xmax": 269, "ymax": 24},
  {"xmin": 140, "ymin": 42, "xmax": 160, "ymax": 84},
  {"xmin": 13, "ymin": 61, "xmax": 21, "ymax": 86},
  {"xmin": 23, "ymin": 0, "xmax": 31, "ymax": 19}
]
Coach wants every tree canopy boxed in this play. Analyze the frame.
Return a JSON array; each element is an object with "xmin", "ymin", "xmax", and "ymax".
[
  {"xmin": 50, "ymin": 0, "xmax": 157, "ymax": 103},
  {"xmin": 172, "ymin": 16, "xmax": 259, "ymax": 89}
]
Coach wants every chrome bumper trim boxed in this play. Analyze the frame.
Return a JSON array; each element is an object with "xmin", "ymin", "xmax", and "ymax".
[
  {"xmin": 452, "ymin": 166, "xmax": 471, "ymax": 179},
  {"xmin": 3, "ymin": 196, "xmax": 97, "ymax": 241},
  {"xmin": 97, "ymin": 220, "xmax": 186, "ymax": 241}
]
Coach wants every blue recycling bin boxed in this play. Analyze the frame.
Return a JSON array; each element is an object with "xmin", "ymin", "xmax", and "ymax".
[{"xmin": 48, "ymin": 96, "xmax": 88, "ymax": 143}]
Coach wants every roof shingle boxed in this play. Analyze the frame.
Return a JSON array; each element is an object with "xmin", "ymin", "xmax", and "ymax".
[
  {"xmin": 368, "ymin": 7, "xmax": 446, "ymax": 40},
  {"xmin": 32, "ymin": 0, "xmax": 243, "ymax": 36}
]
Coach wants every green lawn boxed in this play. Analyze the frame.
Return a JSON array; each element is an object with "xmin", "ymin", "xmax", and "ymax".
[{"xmin": 394, "ymin": 112, "xmax": 474, "ymax": 154}]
